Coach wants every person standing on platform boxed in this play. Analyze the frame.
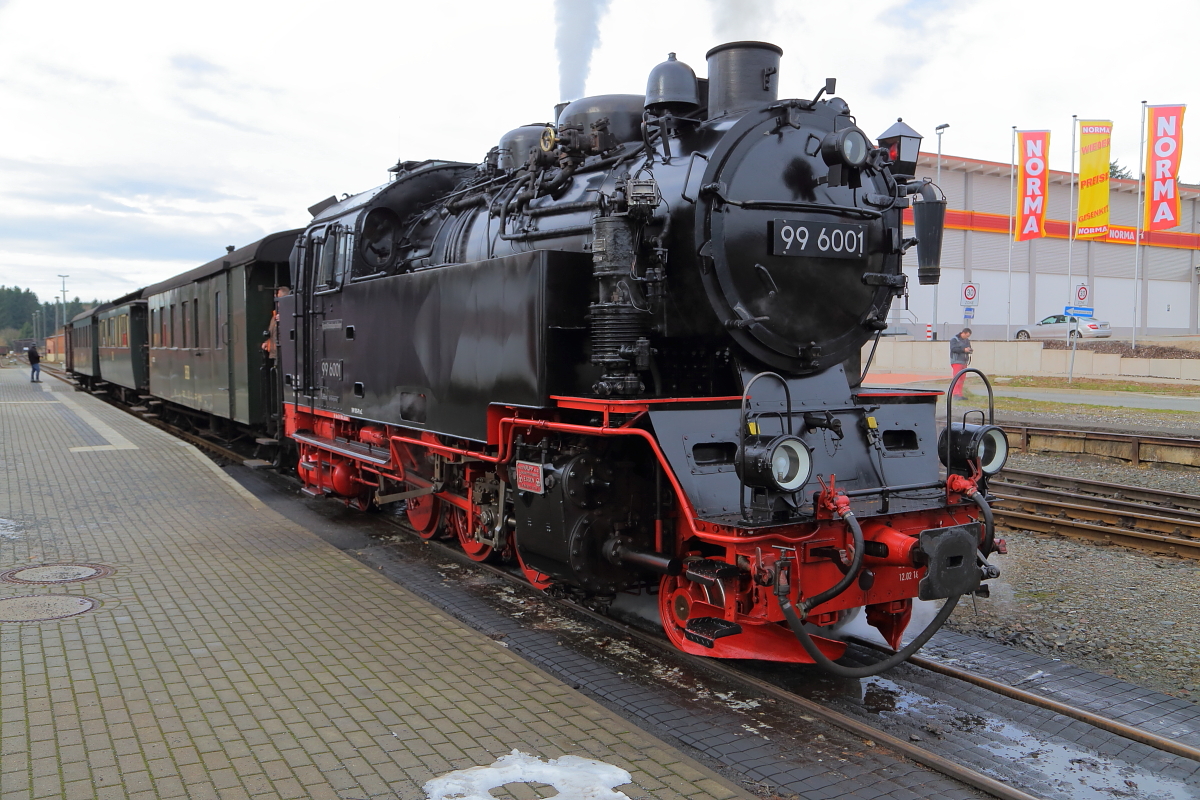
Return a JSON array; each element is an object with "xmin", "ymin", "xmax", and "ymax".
[
  {"xmin": 27, "ymin": 345, "xmax": 41, "ymax": 383},
  {"xmin": 949, "ymin": 328, "xmax": 972, "ymax": 397}
]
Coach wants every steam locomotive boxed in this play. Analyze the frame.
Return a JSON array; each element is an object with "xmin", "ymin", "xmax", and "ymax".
[{"xmin": 70, "ymin": 41, "xmax": 1008, "ymax": 675}]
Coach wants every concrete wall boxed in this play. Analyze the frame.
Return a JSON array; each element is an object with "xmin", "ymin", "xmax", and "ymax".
[{"xmin": 865, "ymin": 339, "xmax": 1200, "ymax": 380}]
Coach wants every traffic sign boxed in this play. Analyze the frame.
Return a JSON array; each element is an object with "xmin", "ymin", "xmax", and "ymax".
[
  {"xmin": 1064, "ymin": 306, "xmax": 1094, "ymax": 317},
  {"xmin": 961, "ymin": 282, "xmax": 979, "ymax": 306},
  {"xmin": 963, "ymin": 307, "xmax": 975, "ymax": 319},
  {"xmin": 1074, "ymin": 283, "xmax": 1090, "ymax": 304}
]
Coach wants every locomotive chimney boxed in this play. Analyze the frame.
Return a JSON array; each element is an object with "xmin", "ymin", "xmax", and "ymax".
[{"xmin": 705, "ymin": 41, "xmax": 782, "ymax": 119}]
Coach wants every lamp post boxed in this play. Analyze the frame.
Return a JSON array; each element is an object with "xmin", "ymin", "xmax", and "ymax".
[
  {"xmin": 933, "ymin": 123, "xmax": 949, "ymax": 341},
  {"xmin": 32, "ymin": 309, "xmax": 40, "ymax": 342},
  {"xmin": 57, "ymin": 275, "xmax": 69, "ymax": 333}
]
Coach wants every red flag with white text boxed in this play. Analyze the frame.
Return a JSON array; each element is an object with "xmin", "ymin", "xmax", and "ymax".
[
  {"xmin": 1016, "ymin": 130, "xmax": 1050, "ymax": 241},
  {"xmin": 1144, "ymin": 105, "xmax": 1186, "ymax": 232}
]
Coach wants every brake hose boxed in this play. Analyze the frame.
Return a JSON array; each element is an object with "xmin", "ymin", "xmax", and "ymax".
[
  {"xmin": 970, "ymin": 490, "xmax": 996, "ymax": 554},
  {"xmin": 800, "ymin": 510, "xmax": 865, "ymax": 615},
  {"xmin": 775, "ymin": 563, "xmax": 961, "ymax": 678}
]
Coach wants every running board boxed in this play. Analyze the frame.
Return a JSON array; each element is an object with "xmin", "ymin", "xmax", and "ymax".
[{"xmin": 291, "ymin": 431, "xmax": 391, "ymax": 465}]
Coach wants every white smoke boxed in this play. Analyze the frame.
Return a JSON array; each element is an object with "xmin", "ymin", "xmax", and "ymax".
[
  {"xmin": 553, "ymin": 0, "xmax": 612, "ymax": 102},
  {"xmin": 707, "ymin": 0, "xmax": 780, "ymax": 42}
]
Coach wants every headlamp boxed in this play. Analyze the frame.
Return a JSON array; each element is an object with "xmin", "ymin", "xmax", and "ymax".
[
  {"xmin": 820, "ymin": 128, "xmax": 870, "ymax": 169},
  {"xmin": 938, "ymin": 423, "xmax": 1009, "ymax": 476},
  {"xmin": 738, "ymin": 434, "xmax": 814, "ymax": 492}
]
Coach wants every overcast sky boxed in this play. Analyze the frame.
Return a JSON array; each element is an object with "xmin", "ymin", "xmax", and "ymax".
[{"xmin": 1, "ymin": 0, "xmax": 1197, "ymax": 308}]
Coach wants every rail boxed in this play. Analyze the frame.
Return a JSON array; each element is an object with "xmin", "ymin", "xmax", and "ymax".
[
  {"xmin": 1000, "ymin": 423, "xmax": 1200, "ymax": 468},
  {"xmin": 992, "ymin": 468, "xmax": 1200, "ymax": 559}
]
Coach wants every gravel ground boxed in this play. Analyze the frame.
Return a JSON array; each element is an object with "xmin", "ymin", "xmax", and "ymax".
[{"xmin": 946, "ymin": 451, "xmax": 1200, "ymax": 700}]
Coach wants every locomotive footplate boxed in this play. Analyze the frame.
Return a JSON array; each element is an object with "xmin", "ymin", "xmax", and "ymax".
[
  {"xmin": 684, "ymin": 617, "xmax": 744, "ymax": 649},
  {"xmin": 917, "ymin": 523, "xmax": 983, "ymax": 600}
]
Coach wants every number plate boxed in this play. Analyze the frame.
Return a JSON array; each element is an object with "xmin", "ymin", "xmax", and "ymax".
[
  {"xmin": 515, "ymin": 461, "xmax": 545, "ymax": 494},
  {"xmin": 771, "ymin": 219, "xmax": 867, "ymax": 259}
]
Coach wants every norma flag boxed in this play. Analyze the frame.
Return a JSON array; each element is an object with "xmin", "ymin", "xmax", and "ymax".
[
  {"xmin": 1144, "ymin": 105, "xmax": 1186, "ymax": 231},
  {"xmin": 1016, "ymin": 130, "xmax": 1050, "ymax": 241},
  {"xmin": 1076, "ymin": 120, "xmax": 1112, "ymax": 239}
]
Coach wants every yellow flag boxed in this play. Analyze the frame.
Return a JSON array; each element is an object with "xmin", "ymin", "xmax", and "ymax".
[{"xmin": 1075, "ymin": 120, "xmax": 1111, "ymax": 239}]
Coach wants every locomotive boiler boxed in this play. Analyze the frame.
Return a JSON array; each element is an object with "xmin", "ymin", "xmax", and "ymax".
[{"xmin": 278, "ymin": 41, "xmax": 1007, "ymax": 675}]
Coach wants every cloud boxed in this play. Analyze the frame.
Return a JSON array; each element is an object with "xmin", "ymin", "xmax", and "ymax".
[
  {"xmin": 0, "ymin": 210, "xmax": 268, "ymax": 262},
  {"xmin": 171, "ymin": 54, "xmax": 226, "ymax": 78}
]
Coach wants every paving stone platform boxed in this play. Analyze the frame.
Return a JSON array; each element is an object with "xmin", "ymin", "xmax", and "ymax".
[{"xmin": 0, "ymin": 366, "xmax": 750, "ymax": 800}]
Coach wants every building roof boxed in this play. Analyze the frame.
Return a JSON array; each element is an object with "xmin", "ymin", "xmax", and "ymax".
[{"xmin": 917, "ymin": 152, "xmax": 1200, "ymax": 199}]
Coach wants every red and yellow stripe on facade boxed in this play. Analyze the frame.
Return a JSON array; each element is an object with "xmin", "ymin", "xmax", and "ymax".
[{"xmin": 903, "ymin": 208, "xmax": 1200, "ymax": 250}]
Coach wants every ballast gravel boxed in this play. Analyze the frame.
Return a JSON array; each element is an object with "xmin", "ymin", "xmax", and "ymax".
[{"xmin": 946, "ymin": 451, "xmax": 1200, "ymax": 699}]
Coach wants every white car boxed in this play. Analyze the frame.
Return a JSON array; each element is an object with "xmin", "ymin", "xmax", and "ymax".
[{"xmin": 1014, "ymin": 315, "xmax": 1112, "ymax": 340}]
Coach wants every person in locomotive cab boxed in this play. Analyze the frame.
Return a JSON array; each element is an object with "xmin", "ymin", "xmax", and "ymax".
[
  {"xmin": 27, "ymin": 345, "xmax": 41, "ymax": 383},
  {"xmin": 949, "ymin": 328, "xmax": 972, "ymax": 397}
]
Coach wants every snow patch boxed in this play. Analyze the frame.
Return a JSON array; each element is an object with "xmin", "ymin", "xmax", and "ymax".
[{"xmin": 424, "ymin": 750, "xmax": 633, "ymax": 800}]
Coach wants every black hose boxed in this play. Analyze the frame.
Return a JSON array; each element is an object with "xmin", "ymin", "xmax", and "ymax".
[
  {"xmin": 857, "ymin": 331, "xmax": 882, "ymax": 386},
  {"xmin": 971, "ymin": 490, "xmax": 996, "ymax": 554},
  {"xmin": 775, "ymin": 563, "xmax": 961, "ymax": 677},
  {"xmin": 801, "ymin": 511, "xmax": 865, "ymax": 615}
]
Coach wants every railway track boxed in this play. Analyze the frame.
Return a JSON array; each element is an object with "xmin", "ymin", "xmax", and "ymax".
[
  {"xmin": 399, "ymin": 525, "xmax": 1198, "ymax": 800},
  {"xmin": 992, "ymin": 468, "xmax": 1200, "ymax": 559}
]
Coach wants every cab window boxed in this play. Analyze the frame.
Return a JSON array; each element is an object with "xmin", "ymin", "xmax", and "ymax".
[
  {"xmin": 1039, "ymin": 316, "xmax": 1057, "ymax": 325},
  {"xmin": 315, "ymin": 225, "xmax": 351, "ymax": 291}
]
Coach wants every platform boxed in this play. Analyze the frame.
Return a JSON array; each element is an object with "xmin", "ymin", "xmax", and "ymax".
[{"xmin": 0, "ymin": 367, "xmax": 748, "ymax": 800}]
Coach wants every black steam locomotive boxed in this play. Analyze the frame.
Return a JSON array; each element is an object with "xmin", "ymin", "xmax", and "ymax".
[{"xmin": 72, "ymin": 41, "xmax": 1008, "ymax": 675}]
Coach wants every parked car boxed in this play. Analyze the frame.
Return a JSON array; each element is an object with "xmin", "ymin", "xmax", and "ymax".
[{"xmin": 1014, "ymin": 315, "xmax": 1112, "ymax": 340}]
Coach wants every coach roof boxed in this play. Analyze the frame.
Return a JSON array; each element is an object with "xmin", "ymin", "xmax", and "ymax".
[{"xmin": 142, "ymin": 229, "xmax": 302, "ymax": 298}]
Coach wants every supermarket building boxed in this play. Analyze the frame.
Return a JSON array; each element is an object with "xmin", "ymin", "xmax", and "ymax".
[{"xmin": 898, "ymin": 152, "xmax": 1200, "ymax": 340}]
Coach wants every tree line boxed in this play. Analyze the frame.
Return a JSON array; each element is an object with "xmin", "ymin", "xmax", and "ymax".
[{"xmin": 0, "ymin": 286, "xmax": 103, "ymax": 345}]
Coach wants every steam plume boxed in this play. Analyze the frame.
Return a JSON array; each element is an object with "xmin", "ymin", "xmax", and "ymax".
[
  {"xmin": 554, "ymin": 0, "xmax": 612, "ymax": 102},
  {"xmin": 706, "ymin": 0, "xmax": 779, "ymax": 41}
]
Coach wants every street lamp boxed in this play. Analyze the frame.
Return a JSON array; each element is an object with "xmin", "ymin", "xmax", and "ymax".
[
  {"xmin": 57, "ymin": 275, "xmax": 69, "ymax": 332},
  {"xmin": 933, "ymin": 124, "xmax": 949, "ymax": 341}
]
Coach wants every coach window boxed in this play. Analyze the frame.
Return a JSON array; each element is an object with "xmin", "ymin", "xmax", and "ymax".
[
  {"xmin": 182, "ymin": 302, "xmax": 190, "ymax": 348},
  {"xmin": 120, "ymin": 314, "xmax": 128, "ymax": 347},
  {"xmin": 191, "ymin": 303, "xmax": 199, "ymax": 349},
  {"xmin": 170, "ymin": 304, "xmax": 176, "ymax": 347},
  {"xmin": 214, "ymin": 292, "xmax": 222, "ymax": 348}
]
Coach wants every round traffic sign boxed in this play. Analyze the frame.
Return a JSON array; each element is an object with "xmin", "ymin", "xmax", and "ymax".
[
  {"xmin": 963, "ymin": 284, "xmax": 977, "ymax": 301},
  {"xmin": 1076, "ymin": 284, "xmax": 1089, "ymax": 303}
]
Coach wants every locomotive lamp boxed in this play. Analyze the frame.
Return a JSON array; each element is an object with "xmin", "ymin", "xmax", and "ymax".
[
  {"xmin": 738, "ymin": 434, "xmax": 814, "ymax": 492},
  {"xmin": 877, "ymin": 118, "xmax": 922, "ymax": 178},
  {"xmin": 938, "ymin": 423, "xmax": 1009, "ymax": 476},
  {"xmin": 821, "ymin": 127, "xmax": 871, "ymax": 169}
]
